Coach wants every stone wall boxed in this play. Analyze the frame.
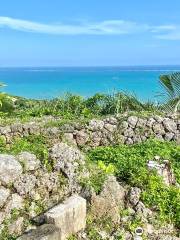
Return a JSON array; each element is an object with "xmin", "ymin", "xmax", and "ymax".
[
  {"xmin": 0, "ymin": 115, "xmax": 179, "ymax": 147},
  {"xmin": 17, "ymin": 176, "xmax": 180, "ymax": 240},
  {"xmin": 0, "ymin": 143, "xmax": 86, "ymax": 238},
  {"xmin": 18, "ymin": 195, "xmax": 87, "ymax": 240},
  {"xmin": 0, "ymin": 114, "xmax": 179, "ymax": 239}
]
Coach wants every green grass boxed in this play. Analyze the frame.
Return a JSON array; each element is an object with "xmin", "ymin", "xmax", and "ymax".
[
  {"xmin": 0, "ymin": 135, "xmax": 53, "ymax": 170},
  {"xmin": 0, "ymin": 92, "xmax": 159, "ymax": 121},
  {"xmin": 88, "ymin": 139, "xmax": 180, "ymax": 227}
]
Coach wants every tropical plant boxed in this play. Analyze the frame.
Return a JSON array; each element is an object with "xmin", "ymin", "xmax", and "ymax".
[
  {"xmin": 11, "ymin": 92, "xmax": 157, "ymax": 119},
  {"xmin": 159, "ymin": 72, "xmax": 180, "ymax": 113}
]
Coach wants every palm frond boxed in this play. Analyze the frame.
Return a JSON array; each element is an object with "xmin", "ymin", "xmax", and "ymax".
[
  {"xmin": 159, "ymin": 72, "xmax": 180, "ymax": 113},
  {"xmin": 160, "ymin": 74, "xmax": 174, "ymax": 98}
]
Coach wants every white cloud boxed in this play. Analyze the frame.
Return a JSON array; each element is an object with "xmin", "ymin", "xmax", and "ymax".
[
  {"xmin": 153, "ymin": 25, "xmax": 180, "ymax": 40},
  {"xmin": 156, "ymin": 33, "xmax": 180, "ymax": 40},
  {"xmin": 0, "ymin": 16, "xmax": 180, "ymax": 40},
  {"xmin": 151, "ymin": 25, "xmax": 177, "ymax": 32},
  {"xmin": 0, "ymin": 16, "xmax": 148, "ymax": 35}
]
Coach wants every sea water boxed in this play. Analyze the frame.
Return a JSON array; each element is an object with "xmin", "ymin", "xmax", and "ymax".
[{"xmin": 0, "ymin": 66, "xmax": 179, "ymax": 101}]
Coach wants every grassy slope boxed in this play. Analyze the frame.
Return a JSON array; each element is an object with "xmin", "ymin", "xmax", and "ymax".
[
  {"xmin": 0, "ymin": 92, "xmax": 179, "ymax": 239},
  {"xmin": 88, "ymin": 139, "xmax": 180, "ymax": 228}
]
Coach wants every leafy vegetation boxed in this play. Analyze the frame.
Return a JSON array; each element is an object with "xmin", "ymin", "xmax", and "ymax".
[
  {"xmin": 0, "ymin": 82, "xmax": 15, "ymax": 114},
  {"xmin": 80, "ymin": 160, "xmax": 115, "ymax": 194},
  {"xmin": 88, "ymin": 139, "xmax": 180, "ymax": 227},
  {"xmin": 0, "ymin": 92, "xmax": 158, "ymax": 122},
  {"xmin": 0, "ymin": 72, "xmax": 179, "ymax": 121},
  {"xmin": 0, "ymin": 135, "xmax": 53, "ymax": 170},
  {"xmin": 160, "ymin": 72, "xmax": 180, "ymax": 113}
]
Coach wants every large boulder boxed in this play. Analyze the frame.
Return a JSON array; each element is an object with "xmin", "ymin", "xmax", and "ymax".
[
  {"xmin": 163, "ymin": 119, "xmax": 177, "ymax": 133},
  {"xmin": 45, "ymin": 195, "xmax": 86, "ymax": 240},
  {"xmin": 0, "ymin": 154, "xmax": 22, "ymax": 185},
  {"xmin": 50, "ymin": 143, "xmax": 85, "ymax": 189},
  {"xmin": 91, "ymin": 176, "xmax": 126, "ymax": 223}
]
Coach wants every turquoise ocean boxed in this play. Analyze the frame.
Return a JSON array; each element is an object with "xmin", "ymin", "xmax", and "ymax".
[{"xmin": 0, "ymin": 66, "xmax": 180, "ymax": 101}]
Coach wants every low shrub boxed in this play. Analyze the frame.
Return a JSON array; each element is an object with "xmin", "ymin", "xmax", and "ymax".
[
  {"xmin": 88, "ymin": 139, "xmax": 180, "ymax": 227},
  {"xmin": 8, "ymin": 92, "xmax": 158, "ymax": 120}
]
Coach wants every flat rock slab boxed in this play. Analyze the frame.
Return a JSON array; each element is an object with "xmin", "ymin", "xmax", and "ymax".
[
  {"xmin": 45, "ymin": 195, "xmax": 86, "ymax": 240},
  {"xmin": 18, "ymin": 224, "xmax": 61, "ymax": 240}
]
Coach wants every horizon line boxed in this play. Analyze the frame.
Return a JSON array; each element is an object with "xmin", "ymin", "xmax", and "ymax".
[{"xmin": 0, "ymin": 64, "xmax": 180, "ymax": 68}]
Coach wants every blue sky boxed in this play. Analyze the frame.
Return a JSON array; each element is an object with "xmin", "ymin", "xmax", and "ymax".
[{"xmin": 0, "ymin": 0, "xmax": 180, "ymax": 66}]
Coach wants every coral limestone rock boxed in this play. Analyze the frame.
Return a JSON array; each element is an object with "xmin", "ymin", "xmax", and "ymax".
[
  {"xmin": 45, "ymin": 195, "xmax": 86, "ymax": 240},
  {"xmin": 163, "ymin": 119, "xmax": 177, "ymax": 133},
  {"xmin": 17, "ymin": 152, "xmax": 40, "ymax": 171},
  {"xmin": 91, "ymin": 176, "xmax": 126, "ymax": 223},
  {"xmin": 147, "ymin": 158, "xmax": 176, "ymax": 186},
  {"xmin": 50, "ymin": 142, "xmax": 85, "ymax": 191},
  {"xmin": 0, "ymin": 154, "xmax": 22, "ymax": 185},
  {"xmin": 0, "ymin": 187, "xmax": 10, "ymax": 208}
]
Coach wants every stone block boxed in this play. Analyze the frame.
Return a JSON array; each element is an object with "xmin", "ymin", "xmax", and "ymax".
[{"xmin": 45, "ymin": 195, "xmax": 86, "ymax": 240}]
